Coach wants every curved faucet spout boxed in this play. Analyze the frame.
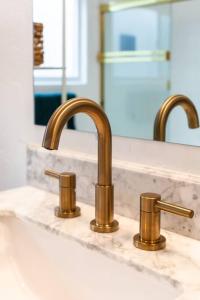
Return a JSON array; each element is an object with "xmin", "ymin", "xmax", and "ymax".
[
  {"xmin": 43, "ymin": 98, "xmax": 112, "ymax": 186},
  {"xmin": 42, "ymin": 97, "xmax": 119, "ymax": 233},
  {"xmin": 154, "ymin": 95, "xmax": 199, "ymax": 141}
]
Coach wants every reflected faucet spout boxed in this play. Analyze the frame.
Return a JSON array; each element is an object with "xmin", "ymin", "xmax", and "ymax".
[
  {"xmin": 42, "ymin": 97, "xmax": 119, "ymax": 233},
  {"xmin": 154, "ymin": 95, "xmax": 199, "ymax": 141}
]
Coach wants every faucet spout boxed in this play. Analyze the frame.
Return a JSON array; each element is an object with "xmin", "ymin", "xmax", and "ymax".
[
  {"xmin": 154, "ymin": 95, "xmax": 199, "ymax": 141},
  {"xmin": 43, "ymin": 98, "xmax": 119, "ymax": 233}
]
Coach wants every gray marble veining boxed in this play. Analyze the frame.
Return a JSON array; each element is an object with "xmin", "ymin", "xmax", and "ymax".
[
  {"xmin": 0, "ymin": 186, "xmax": 200, "ymax": 300},
  {"xmin": 27, "ymin": 144, "xmax": 200, "ymax": 240}
]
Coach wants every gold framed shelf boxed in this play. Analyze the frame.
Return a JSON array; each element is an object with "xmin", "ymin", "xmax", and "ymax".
[
  {"xmin": 98, "ymin": 50, "xmax": 171, "ymax": 64},
  {"xmin": 98, "ymin": 0, "xmax": 183, "ymax": 107},
  {"xmin": 101, "ymin": 0, "xmax": 190, "ymax": 13}
]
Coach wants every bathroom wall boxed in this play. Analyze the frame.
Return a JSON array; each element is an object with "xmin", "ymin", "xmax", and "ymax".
[
  {"xmin": 0, "ymin": 0, "xmax": 200, "ymax": 191},
  {"xmin": 0, "ymin": 0, "xmax": 34, "ymax": 190}
]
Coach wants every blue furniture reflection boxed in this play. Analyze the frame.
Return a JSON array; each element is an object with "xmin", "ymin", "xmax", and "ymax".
[{"xmin": 34, "ymin": 92, "xmax": 76, "ymax": 129}]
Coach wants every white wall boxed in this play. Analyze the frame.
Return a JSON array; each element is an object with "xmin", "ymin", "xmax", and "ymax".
[
  {"xmin": 0, "ymin": 0, "xmax": 34, "ymax": 190},
  {"xmin": 0, "ymin": 0, "xmax": 200, "ymax": 191}
]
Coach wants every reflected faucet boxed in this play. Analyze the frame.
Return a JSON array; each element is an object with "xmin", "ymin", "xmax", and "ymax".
[
  {"xmin": 154, "ymin": 95, "xmax": 199, "ymax": 141},
  {"xmin": 42, "ymin": 98, "xmax": 119, "ymax": 233}
]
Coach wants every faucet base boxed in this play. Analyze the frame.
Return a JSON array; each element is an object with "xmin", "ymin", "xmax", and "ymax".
[
  {"xmin": 133, "ymin": 234, "xmax": 166, "ymax": 251},
  {"xmin": 54, "ymin": 206, "xmax": 81, "ymax": 218},
  {"xmin": 90, "ymin": 219, "xmax": 119, "ymax": 233}
]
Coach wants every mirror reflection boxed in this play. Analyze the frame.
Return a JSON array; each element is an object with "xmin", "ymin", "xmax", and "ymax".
[{"xmin": 33, "ymin": 0, "xmax": 200, "ymax": 146}]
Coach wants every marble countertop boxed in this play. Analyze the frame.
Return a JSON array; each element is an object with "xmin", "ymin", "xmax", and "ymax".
[
  {"xmin": 0, "ymin": 186, "xmax": 200, "ymax": 300},
  {"xmin": 27, "ymin": 144, "xmax": 200, "ymax": 241}
]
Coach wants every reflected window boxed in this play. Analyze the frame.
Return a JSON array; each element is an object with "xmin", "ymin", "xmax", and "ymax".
[{"xmin": 33, "ymin": 0, "xmax": 86, "ymax": 85}]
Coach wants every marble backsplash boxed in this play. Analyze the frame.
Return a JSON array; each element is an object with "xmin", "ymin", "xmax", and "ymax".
[{"xmin": 27, "ymin": 144, "xmax": 200, "ymax": 241}]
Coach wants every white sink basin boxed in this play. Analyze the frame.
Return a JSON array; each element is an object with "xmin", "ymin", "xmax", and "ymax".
[{"xmin": 0, "ymin": 216, "xmax": 180, "ymax": 300}]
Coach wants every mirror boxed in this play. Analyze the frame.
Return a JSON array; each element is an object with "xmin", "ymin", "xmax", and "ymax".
[{"xmin": 33, "ymin": 0, "xmax": 200, "ymax": 146}]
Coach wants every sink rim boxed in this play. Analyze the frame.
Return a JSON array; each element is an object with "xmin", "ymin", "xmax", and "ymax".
[{"xmin": 0, "ymin": 186, "xmax": 199, "ymax": 299}]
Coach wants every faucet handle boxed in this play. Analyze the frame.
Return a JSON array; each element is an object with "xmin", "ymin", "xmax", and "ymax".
[
  {"xmin": 134, "ymin": 193, "xmax": 194, "ymax": 251},
  {"xmin": 45, "ymin": 169, "xmax": 76, "ymax": 188},
  {"xmin": 155, "ymin": 198, "xmax": 194, "ymax": 218},
  {"xmin": 45, "ymin": 169, "xmax": 60, "ymax": 179},
  {"xmin": 45, "ymin": 169, "xmax": 80, "ymax": 218}
]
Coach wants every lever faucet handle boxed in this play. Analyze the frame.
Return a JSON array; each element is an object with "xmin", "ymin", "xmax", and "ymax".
[
  {"xmin": 45, "ymin": 169, "xmax": 81, "ymax": 218},
  {"xmin": 45, "ymin": 169, "xmax": 76, "ymax": 189},
  {"xmin": 134, "ymin": 193, "xmax": 194, "ymax": 251},
  {"xmin": 45, "ymin": 169, "xmax": 60, "ymax": 179},
  {"xmin": 155, "ymin": 199, "xmax": 194, "ymax": 218}
]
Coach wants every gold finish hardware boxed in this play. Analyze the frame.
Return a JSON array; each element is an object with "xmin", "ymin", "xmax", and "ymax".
[
  {"xmin": 156, "ymin": 200, "xmax": 194, "ymax": 218},
  {"xmin": 99, "ymin": 7, "xmax": 105, "ymax": 107},
  {"xmin": 101, "ymin": 0, "xmax": 189, "ymax": 13},
  {"xmin": 134, "ymin": 192, "xmax": 194, "ymax": 251},
  {"xmin": 98, "ymin": 50, "xmax": 171, "ymax": 64},
  {"xmin": 45, "ymin": 169, "xmax": 81, "ymax": 218},
  {"xmin": 166, "ymin": 80, "xmax": 171, "ymax": 90},
  {"xmin": 42, "ymin": 98, "xmax": 119, "ymax": 233},
  {"xmin": 99, "ymin": 0, "xmax": 177, "ymax": 107},
  {"xmin": 154, "ymin": 95, "xmax": 199, "ymax": 141}
]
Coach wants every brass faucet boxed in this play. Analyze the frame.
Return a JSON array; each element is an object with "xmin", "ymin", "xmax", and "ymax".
[
  {"xmin": 154, "ymin": 95, "xmax": 199, "ymax": 141},
  {"xmin": 134, "ymin": 193, "xmax": 194, "ymax": 251},
  {"xmin": 42, "ymin": 97, "xmax": 119, "ymax": 233}
]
